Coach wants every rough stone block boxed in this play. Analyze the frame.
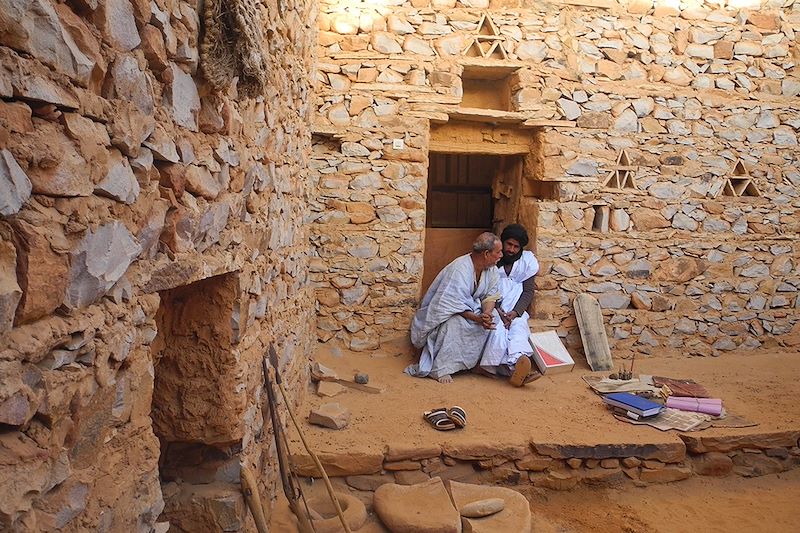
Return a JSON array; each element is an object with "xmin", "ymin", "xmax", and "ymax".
[
  {"xmin": 639, "ymin": 465, "xmax": 692, "ymax": 483},
  {"xmin": 692, "ymin": 452, "xmax": 733, "ymax": 476},
  {"xmin": 534, "ymin": 442, "xmax": 686, "ymax": 463},
  {"xmin": 374, "ymin": 478, "xmax": 460, "ymax": 533},
  {"xmin": 451, "ymin": 481, "xmax": 530, "ymax": 532}
]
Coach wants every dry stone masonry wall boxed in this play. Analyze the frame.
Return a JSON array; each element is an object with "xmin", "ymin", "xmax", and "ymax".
[
  {"xmin": 0, "ymin": 0, "xmax": 315, "ymax": 530},
  {"xmin": 310, "ymin": 0, "xmax": 800, "ymax": 356}
]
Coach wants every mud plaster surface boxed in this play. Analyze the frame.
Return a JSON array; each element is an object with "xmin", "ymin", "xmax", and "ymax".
[{"xmin": 292, "ymin": 339, "xmax": 800, "ymax": 454}]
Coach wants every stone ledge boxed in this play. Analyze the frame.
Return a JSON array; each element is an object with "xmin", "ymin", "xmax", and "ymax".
[
  {"xmin": 533, "ymin": 442, "xmax": 686, "ymax": 463},
  {"xmin": 680, "ymin": 431, "xmax": 800, "ymax": 454}
]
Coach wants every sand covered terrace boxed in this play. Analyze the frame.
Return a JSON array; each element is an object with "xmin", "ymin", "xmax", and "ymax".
[{"xmin": 289, "ymin": 340, "xmax": 800, "ymax": 486}]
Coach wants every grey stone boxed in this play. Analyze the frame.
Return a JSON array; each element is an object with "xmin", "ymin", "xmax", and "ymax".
[
  {"xmin": 0, "ymin": 149, "xmax": 32, "ymax": 216},
  {"xmin": 94, "ymin": 0, "xmax": 141, "ymax": 51},
  {"xmin": 672, "ymin": 213, "xmax": 699, "ymax": 231},
  {"xmin": 94, "ymin": 149, "xmax": 139, "ymax": 204},
  {"xmin": 144, "ymin": 125, "xmax": 180, "ymax": 162},
  {"xmin": 649, "ymin": 183, "xmax": 684, "ymax": 200},
  {"xmin": 782, "ymin": 78, "xmax": 800, "ymax": 97},
  {"xmin": 626, "ymin": 259, "xmax": 653, "ymax": 278},
  {"xmin": 613, "ymin": 109, "xmax": 638, "ymax": 132},
  {"xmin": 108, "ymin": 54, "xmax": 154, "ymax": 116},
  {"xmin": 558, "ymin": 98, "xmax": 581, "ymax": 120},
  {"xmin": 586, "ymin": 282, "xmax": 621, "ymax": 293},
  {"xmin": 65, "ymin": 221, "xmax": 141, "ymax": 309},
  {"xmin": 740, "ymin": 264, "xmax": 769, "ymax": 278},
  {"xmin": 566, "ymin": 159, "xmax": 598, "ymax": 177},
  {"xmin": 341, "ymin": 142, "xmax": 371, "ymax": 157},
  {"xmin": 632, "ymin": 98, "xmax": 654, "ymax": 117},
  {"xmin": 712, "ymin": 338, "xmax": 737, "ymax": 351},
  {"xmin": 516, "ymin": 41, "xmax": 548, "ymax": 61},
  {"xmin": 0, "ymin": 0, "xmax": 95, "ymax": 84},
  {"xmin": 773, "ymin": 127, "xmax": 797, "ymax": 146},
  {"xmin": 166, "ymin": 63, "xmax": 200, "ymax": 131},
  {"xmin": 598, "ymin": 292, "xmax": 631, "ymax": 309}
]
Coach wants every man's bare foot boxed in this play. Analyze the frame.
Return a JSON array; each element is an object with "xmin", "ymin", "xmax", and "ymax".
[{"xmin": 437, "ymin": 374, "xmax": 453, "ymax": 384}]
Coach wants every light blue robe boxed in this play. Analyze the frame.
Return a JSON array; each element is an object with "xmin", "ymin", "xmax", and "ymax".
[{"xmin": 406, "ymin": 254, "xmax": 499, "ymax": 379}]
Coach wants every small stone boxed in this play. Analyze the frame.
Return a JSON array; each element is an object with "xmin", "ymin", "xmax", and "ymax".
[
  {"xmin": 316, "ymin": 381, "xmax": 345, "ymax": 397},
  {"xmin": 0, "ymin": 149, "xmax": 32, "ymax": 216},
  {"xmin": 460, "ymin": 498, "xmax": 504, "ymax": 518},
  {"xmin": 309, "ymin": 402, "xmax": 351, "ymax": 429},
  {"xmin": 354, "ymin": 373, "xmax": 369, "ymax": 384}
]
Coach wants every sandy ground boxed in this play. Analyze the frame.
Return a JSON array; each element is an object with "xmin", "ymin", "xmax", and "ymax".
[
  {"xmin": 291, "ymin": 337, "xmax": 800, "ymax": 455},
  {"xmin": 272, "ymin": 339, "xmax": 800, "ymax": 532},
  {"xmin": 526, "ymin": 469, "xmax": 800, "ymax": 533},
  {"xmin": 272, "ymin": 454, "xmax": 800, "ymax": 533}
]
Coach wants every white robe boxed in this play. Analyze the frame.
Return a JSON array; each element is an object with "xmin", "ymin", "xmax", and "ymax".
[
  {"xmin": 480, "ymin": 250, "xmax": 539, "ymax": 369},
  {"xmin": 406, "ymin": 254, "xmax": 499, "ymax": 379}
]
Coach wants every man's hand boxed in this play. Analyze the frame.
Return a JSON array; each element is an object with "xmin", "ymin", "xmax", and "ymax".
[
  {"xmin": 479, "ymin": 312, "xmax": 495, "ymax": 330},
  {"xmin": 499, "ymin": 310, "xmax": 518, "ymax": 329}
]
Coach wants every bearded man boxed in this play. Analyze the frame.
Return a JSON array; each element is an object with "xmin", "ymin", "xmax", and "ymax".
[{"xmin": 479, "ymin": 224, "xmax": 540, "ymax": 386}]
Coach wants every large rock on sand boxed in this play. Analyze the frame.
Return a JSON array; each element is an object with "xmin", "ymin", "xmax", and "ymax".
[
  {"xmin": 450, "ymin": 481, "xmax": 531, "ymax": 533},
  {"xmin": 374, "ymin": 477, "xmax": 460, "ymax": 532}
]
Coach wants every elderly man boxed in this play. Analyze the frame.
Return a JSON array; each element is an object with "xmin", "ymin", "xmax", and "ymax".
[
  {"xmin": 406, "ymin": 232, "xmax": 503, "ymax": 384},
  {"xmin": 480, "ymin": 224, "xmax": 540, "ymax": 386}
]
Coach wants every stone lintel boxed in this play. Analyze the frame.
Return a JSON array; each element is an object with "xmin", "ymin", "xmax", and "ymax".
[
  {"xmin": 532, "ymin": 442, "xmax": 686, "ymax": 463},
  {"xmin": 290, "ymin": 451, "xmax": 384, "ymax": 477},
  {"xmin": 680, "ymin": 431, "xmax": 800, "ymax": 454}
]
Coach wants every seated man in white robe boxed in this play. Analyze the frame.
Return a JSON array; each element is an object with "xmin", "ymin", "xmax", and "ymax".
[
  {"xmin": 480, "ymin": 224, "xmax": 540, "ymax": 387},
  {"xmin": 406, "ymin": 232, "xmax": 503, "ymax": 384}
]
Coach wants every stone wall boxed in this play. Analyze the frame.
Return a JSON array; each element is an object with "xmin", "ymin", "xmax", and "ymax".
[
  {"xmin": 310, "ymin": 0, "xmax": 800, "ymax": 356},
  {"xmin": 0, "ymin": 0, "xmax": 315, "ymax": 530}
]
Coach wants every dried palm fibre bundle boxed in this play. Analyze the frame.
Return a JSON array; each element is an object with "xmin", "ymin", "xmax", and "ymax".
[{"xmin": 200, "ymin": 0, "xmax": 269, "ymax": 98}]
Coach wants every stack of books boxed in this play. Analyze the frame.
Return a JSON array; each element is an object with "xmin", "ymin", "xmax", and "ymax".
[{"xmin": 602, "ymin": 392, "xmax": 665, "ymax": 419}]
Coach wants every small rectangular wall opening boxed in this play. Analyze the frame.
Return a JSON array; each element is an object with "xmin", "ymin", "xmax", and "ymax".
[{"xmin": 461, "ymin": 77, "xmax": 511, "ymax": 111}]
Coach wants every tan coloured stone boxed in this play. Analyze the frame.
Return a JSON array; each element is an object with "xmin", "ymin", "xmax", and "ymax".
[
  {"xmin": 631, "ymin": 208, "xmax": 670, "ymax": 230},
  {"xmin": 714, "ymin": 41, "xmax": 734, "ymax": 59},
  {"xmin": 371, "ymin": 32, "xmax": 402, "ymax": 54},
  {"xmin": 639, "ymin": 466, "xmax": 692, "ymax": 483},
  {"xmin": 373, "ymin": 477, "xmax": 460, "ymax": 533},
  {"xmin": 0, "ymin": 239, "xmax": 22, "ymax": 334},
  {"xmin": 460, "ymin": 498, "xmax": 505, "ymax": 518},
  {"xmin": 10, "ymin": 219, "xmax": 69, "ymax": 324}
]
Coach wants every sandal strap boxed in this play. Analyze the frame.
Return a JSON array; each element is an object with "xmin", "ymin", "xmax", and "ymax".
[{"xmin": 448, "ymin": 406, "xmax": 467, "ymax": 428}]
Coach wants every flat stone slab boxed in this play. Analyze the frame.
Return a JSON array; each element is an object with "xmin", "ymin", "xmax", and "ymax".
[
  {"xmin": 449, "ymin": 481, "xmax": 531, "ymax": 533},
  {"xmin": 533, "ymin": 442, "xmax": 686, "ymax": 463},
  {"xmin": 680, "ymin": 431, "xmax": 800, "ymax": 454},
  {"xmin": 291, "ymin": 450, "xmax": 384, "ymax": 477},
  {"xmin": 374, "ymin": 477, "xmax": 460, "ymax": 533}
]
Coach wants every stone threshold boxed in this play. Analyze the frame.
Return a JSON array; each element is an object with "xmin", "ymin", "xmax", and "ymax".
[{"xmin": 291, "ymin": 429, "xmax": 800, "ymax": 492}]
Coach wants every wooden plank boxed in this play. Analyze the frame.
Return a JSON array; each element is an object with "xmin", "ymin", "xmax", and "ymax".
[
  {"xmin": 551, "ymin": 0, "xmax": 616, "ymax": 9},
  {"xmin": 523, "ymin": 119, "xmax": 577, "ymax": 128},
  {"xmin": 573, "ymin": 293, "xmax": 613, "ymax": 372},
  {"xmin": 429, "ymin": 140, "xmax": 531, "ymax": 155}
]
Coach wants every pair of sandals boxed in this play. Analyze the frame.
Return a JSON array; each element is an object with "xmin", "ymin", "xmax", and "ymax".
[{"xmin": 423, "ymin": 406, "xmax": 467, "ymax": 431}]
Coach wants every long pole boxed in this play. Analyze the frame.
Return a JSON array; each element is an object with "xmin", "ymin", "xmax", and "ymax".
[{"xmin": 269, "ymin": 345, "xmax": 352, "ymax": 533}]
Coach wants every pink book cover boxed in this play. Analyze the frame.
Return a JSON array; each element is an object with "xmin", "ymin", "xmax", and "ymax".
[{"xmin": 666, "ymin": 397, "xmax": 723, "ymax": 416}]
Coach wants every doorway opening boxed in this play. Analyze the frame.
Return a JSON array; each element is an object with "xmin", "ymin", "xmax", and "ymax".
[
  {"xmin": 421, "ymin": 153, "xmax": 524, "ymax": 294},
  {"xmin": 150, "ymin": 272, "xmax": 247, "ymax": 530}
]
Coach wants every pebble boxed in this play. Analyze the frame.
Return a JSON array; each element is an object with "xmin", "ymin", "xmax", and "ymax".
[{"xmin": 460, "ymin": 498, "xmax": 505, "ymax": 518}]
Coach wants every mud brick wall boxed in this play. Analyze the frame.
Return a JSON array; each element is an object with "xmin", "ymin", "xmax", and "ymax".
[
  {"xmin": 310, "ymin": 0, "xmax": 800, "ymax": 355},
  {"xmin": 0, "ymin": 0, "xmax": 316, "ymax": 531}
]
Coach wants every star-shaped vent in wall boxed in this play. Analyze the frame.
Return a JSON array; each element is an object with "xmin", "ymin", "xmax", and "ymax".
[
  {"xmin": 718, "ymin": 159, "xmax": 761, "ymax": 197},
  {"xmin": 462, "ymin": 13, "xmax": 508, "ymax": 60}
]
